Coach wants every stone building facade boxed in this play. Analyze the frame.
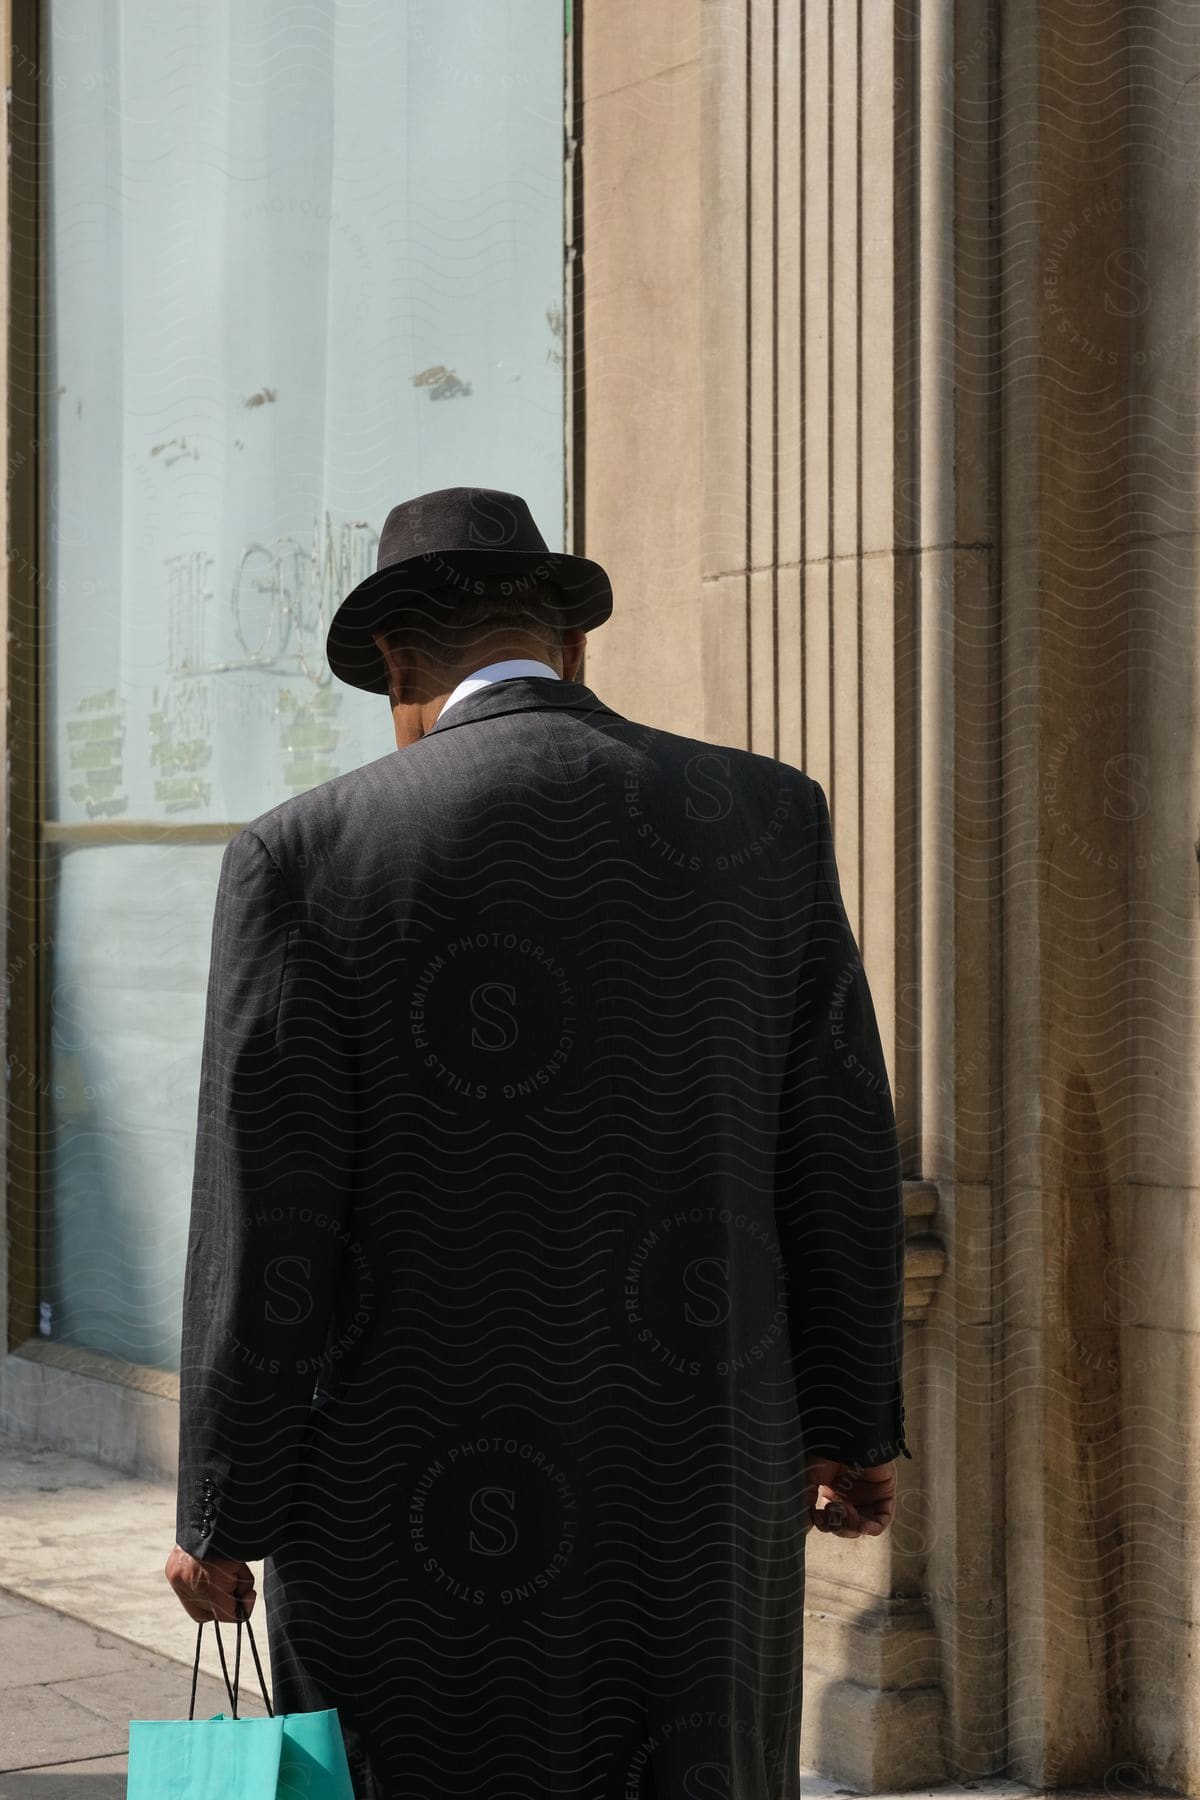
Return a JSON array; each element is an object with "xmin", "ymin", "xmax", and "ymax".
[{"xmin": 571, "ymin": 0, "xmax": 1199, "ymax": 1792}]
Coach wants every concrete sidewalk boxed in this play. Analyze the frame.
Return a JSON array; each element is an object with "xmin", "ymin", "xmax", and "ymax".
[
  {"xmin": 0, "ymin": 1585, "xmax": 269, "ymax": 1796},
  {"xmin": 0, "ymin": 1431, "xmax": 271, "ymax": 1792},
  {"xmin": 0, "ymin": 1431, "xmax": 271, "ymax": 1685}
]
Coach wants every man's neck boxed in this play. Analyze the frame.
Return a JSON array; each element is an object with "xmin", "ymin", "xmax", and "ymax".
[
  {"xmin": 444, "ymin": 649, "xmax": 563, "ymax": 685},
  {"xmin": 412, "ymin": 653, "xmax": 563, "ymax": 740}
]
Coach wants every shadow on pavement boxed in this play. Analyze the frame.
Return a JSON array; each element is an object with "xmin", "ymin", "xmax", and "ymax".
[{"xmin": 0, "ymin": 1775, "xmax": 127, "ymax": 1798}]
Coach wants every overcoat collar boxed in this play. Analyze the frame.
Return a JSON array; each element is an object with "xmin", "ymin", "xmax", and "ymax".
[{"xmin": 424, "ymin": 675, "xmax": 623, "ymax": 737}]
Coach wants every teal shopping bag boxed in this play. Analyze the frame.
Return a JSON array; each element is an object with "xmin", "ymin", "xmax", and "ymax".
[{"xmin": 127, "ymin": 1601, "xmax": 355, "ymax": 1799}]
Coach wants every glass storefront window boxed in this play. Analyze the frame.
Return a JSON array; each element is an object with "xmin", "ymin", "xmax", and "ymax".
[{"xmin": 34, "ymin": 0, "xmax": 566, "ymax": 1368}]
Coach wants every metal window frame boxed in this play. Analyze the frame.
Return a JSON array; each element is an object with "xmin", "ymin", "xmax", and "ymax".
[
  {"xmin": 565, "ymin": 0, "xmax": 584, "ymax": 617},
  {"xmin": 7, "ymin": 0, "xmax": 44, "ymax": 1352}
]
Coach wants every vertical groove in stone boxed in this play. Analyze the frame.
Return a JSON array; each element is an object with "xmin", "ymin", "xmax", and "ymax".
[
  {"xmin": 700, "ymin": 0, "xmax": 749, "ymax": 741},
  {"xmin": 856, "ymin": 0, "xmax": 865, "ymax": 949},
  {"xmin": 566, "ymin": 0, "xmax": 584, "ymax": 594},
  {"xmin": 831, "ymin": 0, "xmax": 862, "ymax": 928},
  {"xmin": 799, "ymin": 0, "xmax": 807, "ymax": 774},
  {"xmin": 802, "ymin": 0, "xmax": 831, "ymax": 794},
  {"xmin": 826, "ymin": 0, "xmax": 835, "ymax": 820},
  {"xmin": 915, "ymin": 0, "xmax": 953, "ymax": 1176},
  {"xmin": 776, "ymin": 0, "xmax": 802, "ymax": 768},
  {"xmin": 771, "ymin": 0, "xmax": 780, "ymax": 764},
  {"xmin": 744, "ymin": 0, "xmax": 753, "ymax": 752},
  {"xmin": 891, "ymin": 0, "xmax": 921, "ymax": 1164},
  {"xmin": 859, "ymin": 0, "xmax": 898, "ymax": 1012},
  {"xmin": 750, "ymin": 0, "xmax": 779, "ymax": 756}
]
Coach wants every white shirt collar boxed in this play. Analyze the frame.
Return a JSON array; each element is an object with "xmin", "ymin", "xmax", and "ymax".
[{"xmin": 434, "ymin": 658, "xmax": 562, "ymax": 724}]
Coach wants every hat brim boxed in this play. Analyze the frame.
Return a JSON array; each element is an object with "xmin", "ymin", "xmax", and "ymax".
[{"xmin": 325, "ymin": 548, "xmax": 613, "ymax": 695}]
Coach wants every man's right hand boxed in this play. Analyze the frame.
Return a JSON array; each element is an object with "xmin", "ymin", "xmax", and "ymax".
[
  {"xmin": 804, "ymin": 1457, "xmax": 897, "ymax": 1538},
  {"xmin": 164, "ymin": 1545, "xmax": 258, "ymax": 1624}
]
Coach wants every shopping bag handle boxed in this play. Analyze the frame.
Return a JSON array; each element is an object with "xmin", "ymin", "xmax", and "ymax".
[{"xmin": 188, "ymin": 1597, "xmax": 274, "ymax": 1721}]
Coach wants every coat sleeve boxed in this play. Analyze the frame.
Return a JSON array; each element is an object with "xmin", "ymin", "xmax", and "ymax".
[
  {"xmin": 175, "ymin": 827, "xmax": 357, "ymax": 1561},
  {"xmin": 773, "ymin": 780, "xmax": 912, "ymax": 1467}
]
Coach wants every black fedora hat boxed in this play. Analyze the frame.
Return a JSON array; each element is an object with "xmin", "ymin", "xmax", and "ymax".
[{"xmin": 326, "ymin": 485, "xmax": 613, "ymax": 694}]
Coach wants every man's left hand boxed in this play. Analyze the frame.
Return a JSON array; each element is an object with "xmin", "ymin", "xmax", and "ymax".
[
  {"xmin": 164, "ymin": 1545, "xmax": 257, "ymax": 1624},
  {"xmin": 803, "ymin": 1456, "xmax": 896, "ymax": 1538}
]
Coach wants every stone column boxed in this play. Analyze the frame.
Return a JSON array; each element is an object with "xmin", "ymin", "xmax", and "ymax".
[
  {"xmin": 580, "ymin": 0, "xmax": 979, "ymax": 1786},
  {"xmin": 901, "ymin": 0, "xmax": 1007, "ymax": 1784},
  {"xmin": 575, "ymin": 0, "xmax": 706, "ymax": 737},
  {"xmin": 999, "ymin": 0, "xmax": 1200, "ymax": 1790}
]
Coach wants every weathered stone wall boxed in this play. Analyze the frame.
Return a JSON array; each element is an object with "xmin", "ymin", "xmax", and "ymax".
[
  {"xmin": 1000, "ymin": 1, "xmax": 1200, "ymax": 1790},
  {"xmin": 579, "ymin": 0, "xmax": 1200, "ymax": 1790}
]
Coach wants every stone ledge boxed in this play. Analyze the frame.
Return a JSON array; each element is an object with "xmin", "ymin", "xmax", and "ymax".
[
  {"xmin": 0, "ymin": 1349, "xmax": 179, "ymax": 1482},
  {"xmin": 8, "ymin": 1338, "xmax": 180, "ymax": 1400},
  {"xmin": 800, "ymin": 1668, "xmax": 946, "ymax": 1791},
  {"xmin": 903, "ymin": 1180, "xmax": 940, "ymax": 1220},
  {"xmin": 804, "ymin": 1590, "xmax": 941, "ymax": 1692}
]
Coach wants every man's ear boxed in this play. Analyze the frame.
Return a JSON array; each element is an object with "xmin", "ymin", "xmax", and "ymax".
[
  {"xmin": 371, "ymin": 631, "xmax": 399, "ymax": 707},
  {"xmin": 561, "ymin": 627, "xmax": 587, "ymax": 681}
]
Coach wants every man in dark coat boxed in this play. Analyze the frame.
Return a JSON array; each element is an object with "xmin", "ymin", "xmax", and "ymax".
[{"xmin": 166, "ymin": 489, "xmax": 910, "ymax": 1799}]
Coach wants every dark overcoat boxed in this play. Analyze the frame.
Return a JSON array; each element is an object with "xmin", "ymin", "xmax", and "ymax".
[{"xmin": 175, "ymin": 675, "xmax": 910, "ymax": 1800}]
